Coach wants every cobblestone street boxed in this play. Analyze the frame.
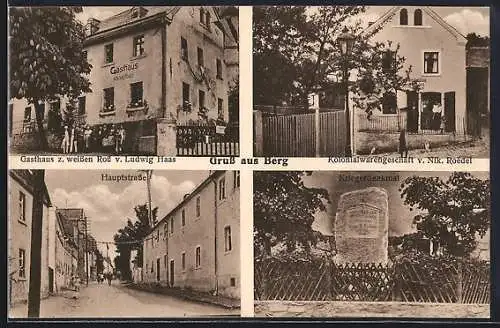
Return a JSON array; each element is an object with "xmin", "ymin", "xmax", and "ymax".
[{"xmin": 10, "ymin": 282, "xmax": 239, "ymax": 318}]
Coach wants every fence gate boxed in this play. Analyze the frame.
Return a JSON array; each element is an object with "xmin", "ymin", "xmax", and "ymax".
[{"xmin": 261, "ymin": 111, "xmax": 346, "ymax": 157}]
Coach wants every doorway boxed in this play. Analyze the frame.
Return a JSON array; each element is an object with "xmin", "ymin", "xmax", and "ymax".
[
  {"xmin": 169, "ymin": 260, "xmax": 175, "ymax": 286},
  {"xmin": 48, "ymin": 268, "xmax": 54, "ymax": 293},
  {"xmin": 406, "ymin": 91, "xmax": 419, "ymax": 133},
  {"xmin": 444, "ymin": 92, "xmax": 456, "ymax": 133},
  {"xmin": 156, "ymin": 259, "xmax": 161, "ymax": 282}
]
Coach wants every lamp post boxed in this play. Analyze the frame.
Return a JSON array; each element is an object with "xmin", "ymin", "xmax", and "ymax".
[{"xmin": 338, "ymin": 26, "xmax": 356, "ymax": 157}]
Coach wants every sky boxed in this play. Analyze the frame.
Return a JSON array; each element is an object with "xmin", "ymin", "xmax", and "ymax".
[
  {"xmin": 45, "ymin": 170, "xmax": 209, "ymax": 258},
  {"xmin": 76, "ymin": 6, "xmax": 490, "ymax": 37},
  {"xmin": 302, "ymin": 171, "xmax": 489, "ymax": 237}
]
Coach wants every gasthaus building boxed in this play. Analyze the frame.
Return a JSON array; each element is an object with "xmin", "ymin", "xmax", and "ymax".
[
  {"xmin": 142, "ymin": 170, "xmax": 240, "ymax": 299},
  {"xmin": 9, "ymin": 6, "xmax": 238, "ymax": 155},
  {"xmin": 83, "ymin": 6, "xmax": 235, "ymax": 155}
]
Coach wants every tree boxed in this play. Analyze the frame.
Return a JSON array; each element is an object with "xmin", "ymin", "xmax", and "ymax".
[
  {"xmin": 253, "ymin": 6, "xmax": 421, "ymax": 113},
  {"xmin": 466, "ymin": 32, "xmax": 489, "ymax": 48},
  {"xmin": 9, "ymin": 7, "xmax": 92, "ymax": 149},
  {"xmin": 399, "ymin": 172, "xmax": 490, "ymax": 257},
  {"xmin": 253, "ymin": 172, "xmax": 329, "ymax": 258},
  {"xmin": 114, "ymin": 204, "xmax": 158, "ymax": 281},
  {"xmin": 228, "ymin": 79, "xmax": 239, "ymax": 123}
]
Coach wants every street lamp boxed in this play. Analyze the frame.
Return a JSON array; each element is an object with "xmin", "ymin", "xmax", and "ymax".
[{"xmin": 338, "ymin": 26, "xmax": 356, "ymax": 157}]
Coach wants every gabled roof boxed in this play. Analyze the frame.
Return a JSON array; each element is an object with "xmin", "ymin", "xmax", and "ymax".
[{"xmin": 361, "ymin": 6, "xmax": 467, "ymax": 43}]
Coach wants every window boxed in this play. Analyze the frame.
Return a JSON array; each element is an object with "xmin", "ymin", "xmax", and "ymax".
[
  {"xmin": 132, "ymin": 9, "xmax": 139, "ymax": 19},
  {"xmin": 400, "ymin": 9, "xmax": 408, "ymax": 25},
  {"xmin": 216, "ymin": 59, "xmax": 223, "ymax": 79},
  {"xmin": 218, "ymin": 98, "xmax": 224, "ymax": 119},
  {"xmin": 24, "ymin": 107, "xmax": 31, "ymax": 122},
  {"xmin": 151, "ymin": 261, "xmax": 154, "ymax": 273},
  {"xmin": 195, "ymin": 246, "xmax": 201, "ymax": 268},
  {"xmin": 197, "ymin": 47, "xmax": 204, "ymax": 67},
  {"xmin": 182, "ymin": 82, "xmax": 190, "ymax": 106},
  {"xmin": 103, "ymin": 87, "xmax": 115, "ymax": 112},
  {"xmin": 19, "ymin": 191, "xmax": 26, "ymax": 222},
  {"xmin": 205, "ymin": 12, "xmax": 211, "ymax": 29},
  {"xmin": 170, "ymin": 217, "xmax": 174, "ymax": 234},
  {"xmin": 196, "ymin": 197, "xmax": 200, "ymax": 217},
  {"xmin": 164, "ymin": 223, "xmax": 168, "ymax": 239},
  {"xmin": 181, "ymin": 252, "xmax": 186, "ymax": 271},
  {"xmin": 414, "ymin": 9, "xmax": 423, "ymax": 26},
  {"xmin": 382, "ymin": 50, "xmax": 395, "ymax": 73},
  {"xmin": 19, "ymin": 249, "xmax": 26, "ymax": 278},
  {"xmin": 164, "ymin": 255, "xmax": 167, "ymax": 268},
  {"xmin": 224, "ymin": 226, "xmax": 232, "ymax": 252},
  {"xmin": 219, "ymin": 177, "xmax": 226, "ymax": 200},
  {"xmin": 104, "ymin": 44, "xmax": 114, "ymax": 63},
  {"xmin": 424, "ymin": 52, "xmax": 439, "ymax": 74},
  {"xmin": 199, "ymin": 7, "xmax": 205, "ymax": 23},
  {"xmin": 230, "ymin": 277, "xmax": 236, "ymax": 287},
  {"xmin": 82, "ymin": 50, "xmax": 88, "ymax": 61},
  {"xmin": 199, "ymin": 90, "xmax": 205, "ymax": 110},
  {"xmin": 130, "ymin": 81, "xmax": 144, "ymax": 107},
  {"xmin": 181, "ymin": 37, "xmax": 188, "ymax": 61},
  {"xmin": 234, "ymin": 171, "xmax": 240, "ymax": 189},
  {"xmin": 133, "ymin": 35, "xmax": 145, "ymax": 57},
  {"xmin": 181, "ymin": 209, "xmax": 186, "ymax": 227},
  {"xmin": 382, "ymin": 92, "xmax": 397, "ymax": 114},
  {"xmin": 78, "ymin": 96, "xmax": 86, "ymax": 115}
]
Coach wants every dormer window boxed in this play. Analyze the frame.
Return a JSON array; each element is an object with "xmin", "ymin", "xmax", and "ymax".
[
  {"xmin": 414, "ymin": 9, "xmax": 423, "ymax": 26},
  {"xmin": 400, "ymin": 9, "xmax": 408, "ymax": 25},
  {"xmin": 199, "ymin": 8, "xmax": 205, "ymax": 23},
  {"xmin": 132, "ymin": 9, "xmax": 139, "ymax": 19}
]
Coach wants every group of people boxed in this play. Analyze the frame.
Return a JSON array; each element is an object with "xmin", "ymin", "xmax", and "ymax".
[
  {"xmin": 60, "ymin": 123, "xmax": 127, "ymax": 154},
  {"xmin": 97, "ymin": 272, "xmax": 113, "ymax": 286}
]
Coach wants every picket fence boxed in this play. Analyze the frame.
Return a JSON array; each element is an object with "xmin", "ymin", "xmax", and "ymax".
[{"xmin": 254, "ymin": 258, "xmax": 490, "ymax": 304}]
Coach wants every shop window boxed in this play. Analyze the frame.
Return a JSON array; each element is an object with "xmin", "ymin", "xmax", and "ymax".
[
  {"xmin": 130, "ymin": 81, "xmax": 144, "ymax": 107},
  {"xmin": 133, "ymin": 35, "xmax": 145, "ymax": 57},
  {"xmin": 103, "ymin": 87, "xmax": 115, "ymax": 112},
  {"xmin": 224, "ymin": 226, "xmax": 232, "ymax": 252},
  {"xmin": 216, "ymin": 59, "xmax": 223, "ymax": 79},
  {"xmin": 104, "ymin": 44, "xmax": 114, "ymax": 64},
  {"xmin": 414, "ymin": 9, "xmax": 423, "ymax": 26},
  {"xmin": 180, "ymin": 37, "xmax": 188, "ymax": 61},
  {"xmin": 424, "ymin": 52, "xmax": 439, "ymax": 74}
]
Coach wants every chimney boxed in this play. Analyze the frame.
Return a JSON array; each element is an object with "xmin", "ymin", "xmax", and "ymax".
[{"xmin": 86, "ymin": 18, "xmax": 101, "ymax": 36}]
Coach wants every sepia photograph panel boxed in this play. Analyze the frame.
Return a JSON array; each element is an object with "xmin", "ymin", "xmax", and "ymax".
[
  {"xmin": 8, "ymin": 169, "xmax": 241, "ymax": 318},
  {"xmin": 9, "ymin": 6, "xmax": 239, "ymax": 157},
  {"xmin": 253, "ymin": 6, "xmax": 490, "ymax": 158},
  {"xmin": 254, "ymin": 171, "xmax": 490, "ymax": 318}
]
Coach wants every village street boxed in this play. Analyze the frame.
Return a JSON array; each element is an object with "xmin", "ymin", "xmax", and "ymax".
[{"xmin": 10, "ymin": 282, "xmax": 239, "ymax": 318}]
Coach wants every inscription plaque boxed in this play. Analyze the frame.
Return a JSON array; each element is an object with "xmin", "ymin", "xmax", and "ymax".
[{"xmin": 345, "ymin": 204, "xmax": 380, "ymax": 238}]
